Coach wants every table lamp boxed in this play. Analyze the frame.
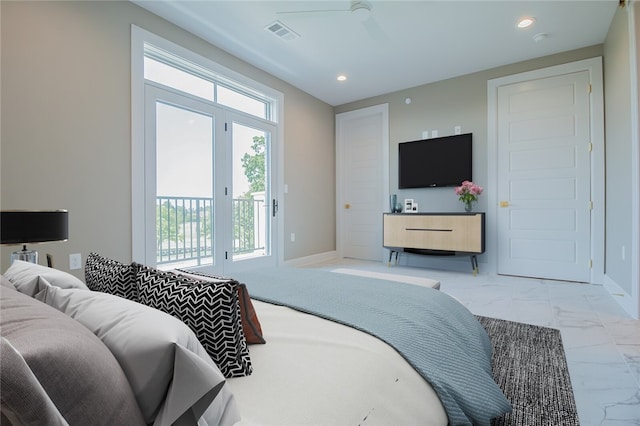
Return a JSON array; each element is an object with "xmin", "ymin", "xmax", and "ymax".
[{"xmin": 0, "ymin": 210, "xmax": 69, "ymax": 264}]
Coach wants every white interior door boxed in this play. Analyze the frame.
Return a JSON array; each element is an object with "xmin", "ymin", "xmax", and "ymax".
[
  {"xmin": 496, "ymin": 71, "xmax": 592, "ymax": 282},
  {"xmin": 336, "ymin": 104, "xmax": 389, "ymax": 262}
]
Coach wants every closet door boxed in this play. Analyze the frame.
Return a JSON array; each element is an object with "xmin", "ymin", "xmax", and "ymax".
[
  {"xmin": 336, "ymin": 104, "xmax": 389, "ymax": 262},
  {"xmin": 496, "ymin": 71, "xmax": 592, "ymax": 282}
]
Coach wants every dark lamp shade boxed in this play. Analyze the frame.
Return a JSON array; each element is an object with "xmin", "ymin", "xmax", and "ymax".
[{"xmin": 0, "ymin": 211, "xmax": 69, "ymax": 245}]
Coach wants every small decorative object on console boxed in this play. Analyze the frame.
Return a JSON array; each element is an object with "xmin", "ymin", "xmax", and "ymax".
[
  {"xmin": 455, "ymin": 181, "xmax": 483, "ymax": 212},
  {"xmin": 404, "ymin": 198, "xmax": 417, "ymax": 213},
  {"xmin": 390, "ymin": 194, "xmax": 403, "ymax": 213}
]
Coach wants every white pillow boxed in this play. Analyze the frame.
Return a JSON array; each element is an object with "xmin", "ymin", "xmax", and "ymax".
[
  {"xmin": 33, "ymin": 277, "xmax": 240, "ymax": 426},
  {"xmin": 1, "ymin": 274, "xmax": 16, "ymax": 289},
  {"xmin": 4, "ymin": 260, "xmax": 88, "ymax": 296}
]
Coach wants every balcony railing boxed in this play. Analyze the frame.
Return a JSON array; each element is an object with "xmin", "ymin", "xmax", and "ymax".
[{"xmin": 156, "ymin": 195, "xmax": 265, "ymax": 266}]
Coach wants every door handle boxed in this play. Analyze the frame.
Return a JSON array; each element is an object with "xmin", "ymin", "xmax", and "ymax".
[
  {"xmin": 344, "ymin": 203, "xmax": 351, "ymax": 209},
  {"xmin": 500, "ymin": 201, "xmax": 509, "ymax": 208}
]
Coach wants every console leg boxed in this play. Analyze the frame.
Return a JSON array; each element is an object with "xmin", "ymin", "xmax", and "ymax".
[
  {"xmin": 387, "ymin": 250, "xmax": 401, "ymax": 266},
  {"xmin": 470, "ymin": 255, "xmax": 479, "ymax": 276}
]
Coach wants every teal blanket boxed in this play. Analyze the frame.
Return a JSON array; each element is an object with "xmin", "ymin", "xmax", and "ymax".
[{"xmin": 231, "ymin": 268, "xmax": 511, "ymax": 426}]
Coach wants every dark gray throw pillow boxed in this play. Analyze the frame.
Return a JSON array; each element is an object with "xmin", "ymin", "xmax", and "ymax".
[
  {"xmin": 85, "ymin": 252, "xmax": 138, "ymax": 301},
  {"xmin": 0, "ymin": 285, "xmax": 145, "ymax": 425},
  {"xmin": 136, "ymin": 265, "xmax": 252, "ymax": 378}
]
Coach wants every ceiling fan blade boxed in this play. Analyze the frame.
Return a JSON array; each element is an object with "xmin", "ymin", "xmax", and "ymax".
[
  {"xmin": 276, "ymin": 8, "xmax": 349, "ymax": 16},
  {"xmin": 276, "ymin": 1, "xmax": 370, "ymax": 17},
  {"xmin": 362, "ymin": 17, "xmax": 387, "ymax": 42}
]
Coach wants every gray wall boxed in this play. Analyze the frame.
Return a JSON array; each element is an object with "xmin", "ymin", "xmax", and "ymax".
[
  {"xmin": 335, "ymin": 46, "xmax": 604, "ymax": 271},
  {"xmin": 0, "ymin": 1, "xmax": 335, "ymax": 276},
  {"xmin": 604, "ymin": 6, "xmax": 633, "ymax": 294}
]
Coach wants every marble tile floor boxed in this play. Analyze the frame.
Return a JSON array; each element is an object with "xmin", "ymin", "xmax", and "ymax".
[{"xmin": 307, "ymin": 259, "xmax": 640, "ymax": 426}]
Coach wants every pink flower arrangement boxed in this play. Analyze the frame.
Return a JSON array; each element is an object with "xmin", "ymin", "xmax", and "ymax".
[{"xmin": 455, "ymin": 180, "xmax": 483, "ymax": 211}]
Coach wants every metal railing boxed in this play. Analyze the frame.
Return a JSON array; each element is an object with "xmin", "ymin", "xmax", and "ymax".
[{"xmin": 156, "ymin": 196, "xmax": 264, "ymax": 266}]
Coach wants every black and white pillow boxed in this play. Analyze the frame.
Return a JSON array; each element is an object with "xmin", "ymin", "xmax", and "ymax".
[
  {"xmin": 136, "ymin": 265, "xmax": 252, "ymax": 378},
  {"xmin": 175, "ymin": 269, "xmax": 266, "ymax": 345},
  {"xmin": 84, "ymin": 253, "xmax": 138, "ymax": 301}
]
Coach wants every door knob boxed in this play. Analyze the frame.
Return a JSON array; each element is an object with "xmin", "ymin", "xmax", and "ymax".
[
  {"xmin": 500, "ymin": 201, "xmax": 509, "ymax": 208},
  {"xmin": 345, "ymin": 203, "xmax": 351, "ymax": 209}
]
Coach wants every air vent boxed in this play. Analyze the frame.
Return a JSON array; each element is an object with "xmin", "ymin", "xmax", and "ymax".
[{"xmin": 265, "ymin": 20, "xmax": 299, "ymax": 41}]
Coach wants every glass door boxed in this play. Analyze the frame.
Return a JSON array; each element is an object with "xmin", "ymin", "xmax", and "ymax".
[
  {"xmin": 145, "ymin": 86, "xmax": 276, "ymax": 273},
  {"xmin": 224, "ymin": 114, "xmax": 276, "ymax": 272},
  {"xmin": 146, "ymin": 85, "xmax": 225, "ymax": 271},
  {"xmin": 155, "ymin": 101, "xmax": 215, "ymax": 268}
]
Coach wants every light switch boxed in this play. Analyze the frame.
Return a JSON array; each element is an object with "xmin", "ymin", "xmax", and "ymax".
[{"xmin": 69, "ymin": 253, "xmax": 82, "ymax": 270}]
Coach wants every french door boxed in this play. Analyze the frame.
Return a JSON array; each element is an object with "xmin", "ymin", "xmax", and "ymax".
[{"xmin": 145, "ymin": 85, "xmax": 276, "ymax": 274}]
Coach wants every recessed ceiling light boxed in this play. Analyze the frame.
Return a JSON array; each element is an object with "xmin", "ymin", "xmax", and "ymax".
[
  {"xmin": 337, "ymin": 75, "xmax": 347, "ymax": 82},
  {"xmin": 517, "ymin": 17, "xmax": 535, "ymax": 28}
]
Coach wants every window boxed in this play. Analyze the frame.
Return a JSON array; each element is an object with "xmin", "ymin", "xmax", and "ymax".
[
  {"xmin": 143, "ymin": 43, "xmax": 276, "ymax": 122},
  {"xmin": 132, "ymin": 26, "xmax": 283, "ymax": 272}
]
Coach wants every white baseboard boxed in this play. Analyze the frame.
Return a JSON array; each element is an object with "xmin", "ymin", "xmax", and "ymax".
[
  {"xmin": 602, "ymin": 275, "xmax": 639, "ymax": 319},
  {"xmin": 283, "ymin": 251, "xmax": 339, "ymax": 267}
]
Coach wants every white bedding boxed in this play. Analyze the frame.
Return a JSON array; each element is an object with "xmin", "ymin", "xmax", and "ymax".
[{"xmin": 227, "ymin": 300, "xmax": 447, "ymax": 426}]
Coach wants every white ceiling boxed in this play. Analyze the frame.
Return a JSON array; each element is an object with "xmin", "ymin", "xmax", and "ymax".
[{"xmin": 133, "ymin": 1, "xmax": 618, "ymax": 106}]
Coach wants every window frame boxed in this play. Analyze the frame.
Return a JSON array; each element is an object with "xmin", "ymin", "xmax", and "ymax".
[{"xmin": 131, "ymin": 25, "xmax": 284, "ymax": 266}]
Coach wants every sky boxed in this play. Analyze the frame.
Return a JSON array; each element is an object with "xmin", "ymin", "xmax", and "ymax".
[
  {"xmin": 156, "ymin": 103, "xmax": 265, "ymax": 199},
  {"xmin": 148, "ymin": 57, "xmax": 268, "ymax": 200}
]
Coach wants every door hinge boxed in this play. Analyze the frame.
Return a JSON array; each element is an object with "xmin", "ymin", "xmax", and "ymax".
[
  {"xmin": 589, "ymin": 200, "xmax": 593, "ymax": 210},
  {"xmin": 225, "ymin": 187, "xmax": 228, "ymax": 196},
  {"xmin": 225, "ymin": 251, "xmax": 228, "ymax": 260},
  {"xmin": 588, "ymin": 142, "xmax": 593, "ymax": 152},
  {"xmin": 588, "ymin": 83, "xmax": 592, "ymax": 93},
  {"xmin": 224, "ymin": 122, "xmax": 228, "ymax": 131},
  {"xmin": 589, "ymin": 259, "xmax": 593, "ymax": 268},
  {"xmin": 272, "ymin": 199, "xmax": 278, "ymax": 217}
]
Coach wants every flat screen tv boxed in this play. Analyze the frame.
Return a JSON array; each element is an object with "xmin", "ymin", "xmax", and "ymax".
[{"xmin": 398, "ymin": 133, "xmax": 472, "ymax": 188}]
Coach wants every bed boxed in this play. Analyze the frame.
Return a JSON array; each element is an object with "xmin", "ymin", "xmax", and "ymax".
[
  {"xmin": 227, "ymin": 300, "xmax": 449, "ymax": 425},
  {"xmin": 223, "ymin": 267, "xmax": 511, "ymax": 426},
  {"xmin": 1, "ymin": 256, "xmax": 511, "ymax": 426}
]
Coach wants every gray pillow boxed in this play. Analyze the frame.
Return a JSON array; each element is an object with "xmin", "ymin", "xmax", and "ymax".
[
  {"xmin": 3, "ymin": 260, "xmax": 88, "ymax": 296},
  {"xmin": 0, "ymin": 284, "xmax": 145, "ymax": 425},
  {"xmin": 0, "ymin": 274, "xmax": 15, "ymax": 289},
  {"xmin": 0, "ymin": 337, "xmax": 68, "ymax": 426},
  {"xmin": 34, "ymin": 278, "xmax": 241, "ymax": 426}
]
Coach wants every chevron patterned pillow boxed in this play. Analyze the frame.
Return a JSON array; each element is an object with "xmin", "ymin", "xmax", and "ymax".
[
  {"xmin": 85, "ymin": 253, "xmax": 138, "ymax": 301},
  {"xmin": 174, "ymin": 269, "xmax": 266, "ymax": 345},
  {"xmin": 136, "ymin": 265, "xmax": 252, "ymax": 378}
]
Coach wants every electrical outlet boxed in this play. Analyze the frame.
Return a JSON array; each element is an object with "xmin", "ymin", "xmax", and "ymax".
[
  {"xmin": 290, "ymin": 233, "xmax": 296, "ymax": 242},
  {"xmin": 454, "ymin": 126, "xmax": 462, "ymax": 135},
  {"xmin": 431, "ymin": 130, "xmax": 438, "ymax": 138},
  {"xmin": 69, "ymin": 253, "xmax": 82, "ymax": 270}
]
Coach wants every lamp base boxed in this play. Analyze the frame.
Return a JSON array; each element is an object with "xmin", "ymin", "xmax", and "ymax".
[{"xmin": 11, "ymin": 246, "xmax": 38, "ymax": 264}]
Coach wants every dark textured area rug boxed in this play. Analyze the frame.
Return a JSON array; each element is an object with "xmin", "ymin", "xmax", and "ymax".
[{"xmin": 477, "ymin": 316, "xmax": 580, "ymax": 426}]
